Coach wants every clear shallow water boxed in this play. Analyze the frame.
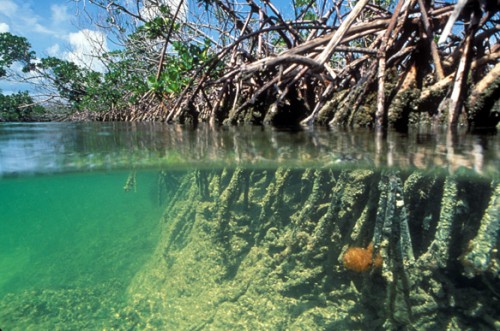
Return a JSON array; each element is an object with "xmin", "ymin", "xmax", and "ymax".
[
  {"xmin": 0, "ymin": 169, "xmax": 164, "ymax": 329},
  {"xmin": 0, "ymin": 171, "xmax": 163, "ymax": 294},
  {"xmin": 1, "ymin": 122, "xmax": 498, "ymax": 176},
  {"xmin": 0, "ymin": 122, "xmax": 498, "ymax": 330}
]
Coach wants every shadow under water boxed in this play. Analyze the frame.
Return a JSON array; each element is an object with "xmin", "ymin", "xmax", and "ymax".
[
  {"xmin": 0, "ymin": 123, "xmax": 498, "ymax": 330},
  {"xmin": 116, "ymin": 167, "xmax": 499, "ymax": 330}
]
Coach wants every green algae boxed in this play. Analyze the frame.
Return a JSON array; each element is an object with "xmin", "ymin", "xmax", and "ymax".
[
  {"xmin": 0, "ymin": 281, "xmax": 126, "ymax": 331},
  {"xmin": 110, "ymin": 167, "xmax": 499, "ymax": 330},
  {"xmin": 0, "ymin": 165, "xmax": 498, "ymax": 330},
  {"xmin": 462, "ymin": 181, "xmax": 500, "ymax": 277},
  {"xmin": 1, "ymin": 123, "xmax": 499, "ymax": 330}
]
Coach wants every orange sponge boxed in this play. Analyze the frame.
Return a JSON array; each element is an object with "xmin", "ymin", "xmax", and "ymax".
[{"xmin": 343, "ymin": 243, "xmax": 383, "ymax": 272}]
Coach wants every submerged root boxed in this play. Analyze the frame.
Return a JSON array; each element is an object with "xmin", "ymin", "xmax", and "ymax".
[{"xmin": 123, "ymin": 167, "xmax": 499, "ymax": 329}]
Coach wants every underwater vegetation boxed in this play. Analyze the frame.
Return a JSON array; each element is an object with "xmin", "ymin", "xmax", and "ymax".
[
  {"xmin": 2, "ymin": 167, "xmax": 496, "ymax": 329},
  {"xmin": 115, "ymin": 167, "xmax": 499, "ymax": 330}
]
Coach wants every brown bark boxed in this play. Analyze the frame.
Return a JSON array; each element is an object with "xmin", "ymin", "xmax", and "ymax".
[
  {"xmin": 316, "ymin": 0, "xmax": 370, "ymax": 66},
  {"xmin": 111, "ymin": 0, "xmax": 497, "ymax": 128},
  {"xmin": 448, "ymin": 25, "xmax": 475, "ymax": 126},
  {"xmin": 375, "ymin": 0, "xmax": 407, "ymax": 127},
  {"xmin": 468, "ymin": 61, "xmax": 500, "ymax": 113},
  {"xmin": 417, "ymin": 0, "xmax": 445, "ymax": 80}
]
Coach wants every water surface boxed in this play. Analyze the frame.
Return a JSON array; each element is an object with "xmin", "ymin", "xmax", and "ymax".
[
  {"xmin": 1, "ymin": 122, "xmax": 498, "ymax": 175},
  {"xmin": 0, "ymin": 122, "xmax": 498, "ymax": 330}
]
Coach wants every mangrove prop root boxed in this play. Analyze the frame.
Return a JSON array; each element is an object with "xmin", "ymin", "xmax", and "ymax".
[
  {"xmin": 421, "ymin": 176, "xmax": 458, "ymax": 268},
  {"xmin": 123, "ymin": 170, "xmax": 137, "ymax": 192},
  {"xmin": 123, "ymin": 168, "xmax": 499, "ymax": 330},
  {"xmin": 461, "ymin": 181, "xmax": 500, "ymax": 277},
  {"xmin": 96, "ymin": 1, "xmax": 500, "ymax": 128}
]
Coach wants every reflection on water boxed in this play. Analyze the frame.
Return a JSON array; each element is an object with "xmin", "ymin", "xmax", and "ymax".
[
  {"xmin": 0, "ymin": 123, "xmax": 498, "ymax": 329},
  {"xmin": 0, "ymin": 122, "xmax": 498, "ymax": 176},
  {"xmin": 0, "ymin": 123, "xmax": 500, "ymax": 331},
  {"xmin": 373, "ymin": 128, "xmax": 495, "ymax": 174}
]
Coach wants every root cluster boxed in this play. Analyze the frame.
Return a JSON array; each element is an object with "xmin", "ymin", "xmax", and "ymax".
[{"xmin": 115, "ymin": 0, "xmax": 500, "ymax": 128}]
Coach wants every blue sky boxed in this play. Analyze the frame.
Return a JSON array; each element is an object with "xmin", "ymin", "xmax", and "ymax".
[
  {"xmin": 1, "ymin": 0, "xmax": 319, "ymax": 95},
  {"xmin": 0, "ymin": 0, "xmax": 104, "ymax": 59},
  {"xmin": 0, "ymin": 0, "xmax": 107, "ymax": 94}
]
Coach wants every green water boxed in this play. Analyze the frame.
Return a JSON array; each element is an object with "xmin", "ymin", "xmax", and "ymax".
[
  {"xmin": 0, "ymin": 123, "xmax": 499, "ymax": 330},
  {"xmin": 0, "ymin": 170, "xmax": 164, "ymax": 329}
]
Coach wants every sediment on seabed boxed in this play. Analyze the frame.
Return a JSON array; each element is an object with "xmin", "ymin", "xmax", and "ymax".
[{"xmin": 117, "ymin": 167, "xmax": 499, "ymax": 330}]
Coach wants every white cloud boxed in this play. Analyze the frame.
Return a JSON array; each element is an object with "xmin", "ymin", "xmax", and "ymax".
[
  {"xmin": 47, "ymin": 43, "xmax": 61, "ymax": 57},
  {"xmin": 51, "ymin": 4, "xmax": 71, "ymax": 24},
  {"xmin": 0, "ymin": 22, "xmax": 9, "ymax": 32},
  {"xmin": 140, "ymin": 0, "xmax": 188, "ymax": 22},
  {"xmin": 64, "ymin": 29, "xmax": 108, "ymax": 72},
  {"xmin": 0, "ymin": 0, "xmax": 54, "ymax": 38},
  {"xmin": 34, "ymin": 24, "xmax": 54, "ymax": 35},
  {"xmin": 0, "ymin": 2, "xmax": 110, "ymax": 76},
  {"xmin": 0, "ymin": 0, "xmax": 18, "ymax": 17},
  {"xmin": 0, "ymin": 1, "xmax": 69, "ymax": 40}
]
